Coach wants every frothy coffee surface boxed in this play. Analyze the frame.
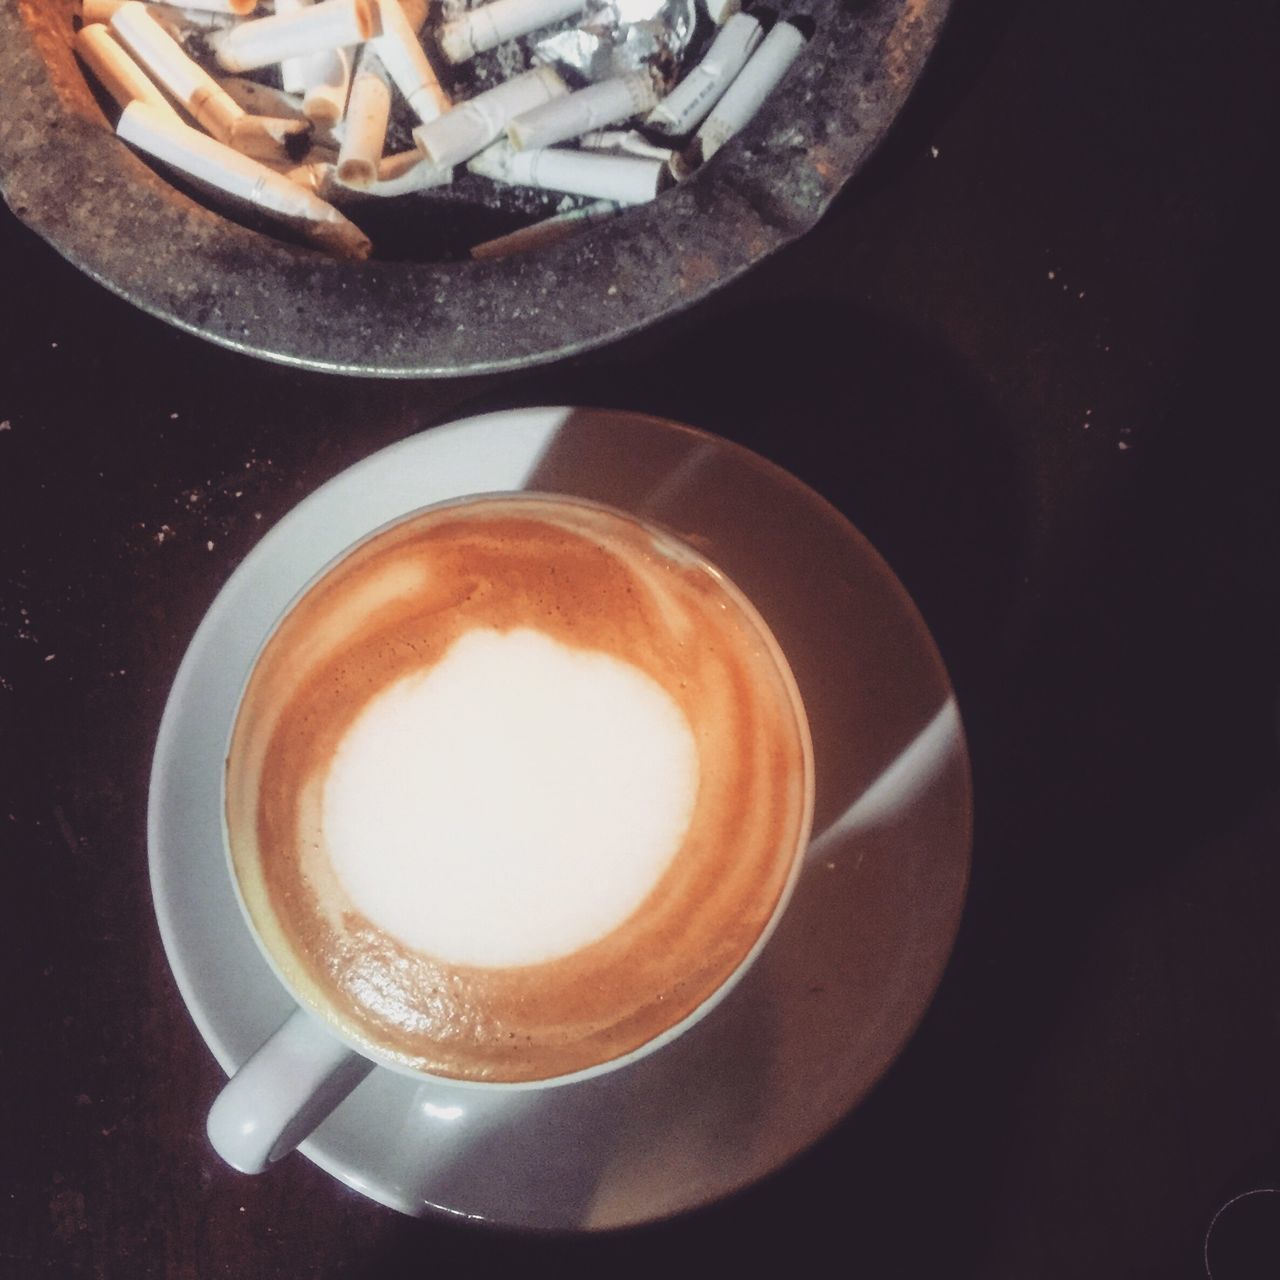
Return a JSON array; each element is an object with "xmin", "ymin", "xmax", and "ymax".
[{"xmin": 225, "ymin": 496, "xmax": 811, "ymax": 1083}]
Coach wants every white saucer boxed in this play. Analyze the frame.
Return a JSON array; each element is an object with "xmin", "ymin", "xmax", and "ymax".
[{"xmin": 148, "ymin": 407, "xmax": 972, "ymax": 1230}]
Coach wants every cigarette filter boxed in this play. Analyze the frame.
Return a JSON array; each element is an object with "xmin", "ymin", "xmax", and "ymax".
[
  {"xmin": 110, "ymin": 1, "xmax": 242, "ymax": 140},
  {"xmin": 469, "ymin": 140, "xmax": 667, "ymax": 204},
  {"xmin": 274, "ymin": 0, "xmax": 312, "ymax": 96},
  {"xmin": 336, "ymin": 48, "xmax": 391, "ymax": 186},
  {"xmin": 337, "ymin": 151, "xmax": 452, "ymax": 196},
  {"xmin": 117, "ymin": 100, "xmax": 372, "ymax": 257},
  {"xmin": 437, "ymin": 0, "xmax": 589, "ymax": 64},
  {"xmin": 211, "ymin": 0, "xmax": 377, "ymax": 74},
  {"xmin": 507, "ymin": 72, "xmax": 658, "ymax": 151},
  {"xmin": 80, "ymin": 0, "xmax": 239, "ymax": 30},
  {"xmin": 370, "ymin": 0, "xmax": 450, "ymax": 123},
  {"xmin": 684, "ymin": 16, "xmax": 810, "ymax": 169},
  {"xmin": 316, "ymin": 150, "xmax": 451, "ymax": 199},
  {"xmin": 397, "ymin": 0, "xmax": 429, "ymax": 31},
  {"xmin": 74, "ymin": 23, "xmax": 180, "ymax": 118},
  {"xmin": 153, "ymin": 0, "xmax": 253, "ymax": 12},
  {"xmin": 412, "ymin": 66, "xmax": 565, "ymax": 168},
  {"xmin": 646, "ymin": 11, "xmax": 761, "ymax": 137},
  {"xmin": 299, "ymin": 46, "xmax": 353, "ymax": 124}
]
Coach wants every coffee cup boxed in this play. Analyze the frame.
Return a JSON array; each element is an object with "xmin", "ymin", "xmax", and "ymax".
[{"xmin": 208, "ymin": 492, "xmax": 814, "ymax": 1173}]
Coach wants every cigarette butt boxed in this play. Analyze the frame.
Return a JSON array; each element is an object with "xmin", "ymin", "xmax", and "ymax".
[
  {"xmin": 646, "ymin": 11, "xmax": 762, "ymax": 138},
  {"xmin": 268, "ymin": 0, "xmax": 352, "ymax": 121},
  {"xmin": 319, "ymin": 149, "xmax": 450, "ymax": 198},
  {"xmin": 109, "ymin": 3, "xmax": 310, "ymax": 163},
  {"xmin": 80, "ymin": 0, "xmax": 242, "ymax": 25},
  {"xmin": 336, "ymin": 47, "xmax": 391, "ymax": 186},
  {"xmin": 370, "ymin": 0, "xmax": 450, "ymax": 124},
  {"xmin": 211, "ymin": 0, "xmax": 377, "ymax": 74},
  {"xmin": 365, "ymin": 162, "xmax": 452, "ymax": 195},
  {"xmin": 680, "ymin": 16, "xmax": 811, "ymax": 172},
  {"xmin": 437, "ymin": 0, "xmax": 589, "ymax": 64},
  {"xmin": 337, "ymin": 150, "xmax": 452, "ymax": 196},
  {"xmin": 80, "ymin": 0, "xmax": 126, "ymax": 23},
  {"xmin": 110, "ymin": 1, "xmax": 243, "ymax": 141},
  {"xmin": 154, "ymin": 0, "xmax": 254, "ymax": 12},
  {"xmin": 507, "ymin": 73, "xmax": 657, "ymax": 151},
  {"xmin": 470, "ymin": 140, "xmax": 668, "ymax": 204},
  {"xmin": 117, "ymin": 100, "xmax": 372, "ymax": 258},
  {"xmin": 412, "ymin": 66, "xmax": 564, "ymax": 167},
  {"xmin": 301, "ymin": 46, "xmax": 354, "ymax": 125},
  {"xmin": 397, "ymin": 0, "xmax": 429, "ymax": 31},
  {"xmin": 74, "ymin": 24, "xmax": 181, "ymax": 119},
  {"xmin": 470, "ymin": 199, "xmax": 620, "ymax": 259},
  {"xmin": 274, "ymin": 0, "xmax": 311, "ymax": 95}
]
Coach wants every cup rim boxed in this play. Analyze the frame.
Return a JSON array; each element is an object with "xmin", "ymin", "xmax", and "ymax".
[{"xmin": 219, "ymin": 488, "xmax": 816, "ymax": 1091}]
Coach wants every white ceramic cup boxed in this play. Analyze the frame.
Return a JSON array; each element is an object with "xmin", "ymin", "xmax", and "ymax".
[{"xmin": 206, "ymin": 494, "xmax": 815, "ymax": 1174}]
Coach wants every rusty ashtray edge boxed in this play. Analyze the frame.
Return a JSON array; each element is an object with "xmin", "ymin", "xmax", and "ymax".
[{"xmin": 0, "ymin": 0, "xmax": 950, "ymax": 376}]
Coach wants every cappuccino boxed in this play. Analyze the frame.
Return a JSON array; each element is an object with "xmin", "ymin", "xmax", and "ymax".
[{"xmin": 225, "ymin": 496, "xmax": 811, "ymax": 1083}]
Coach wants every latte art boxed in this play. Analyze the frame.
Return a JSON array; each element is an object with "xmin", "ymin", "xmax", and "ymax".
[
  {"xmin": 225, "ymin": 496, "xmax": 812, "ymax": 1083},
  {"xmin": 322, "ymin": 627, "xmax": 700, "ymax": 969}
]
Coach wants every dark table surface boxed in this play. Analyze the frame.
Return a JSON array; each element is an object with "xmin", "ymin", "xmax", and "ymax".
[{"xmin": 4, "ymin": 0, "xmax": 1280, "ymax": 1275}]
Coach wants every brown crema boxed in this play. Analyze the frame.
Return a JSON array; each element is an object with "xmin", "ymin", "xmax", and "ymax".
[{"xmin": 225, "ymin": 495, "xmax": 811, "ymax": 1083}]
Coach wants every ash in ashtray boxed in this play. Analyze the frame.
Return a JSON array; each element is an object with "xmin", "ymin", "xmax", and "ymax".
[{"xmin": 72, "ymin": 0, "xmax": 814, "ymax": 262}]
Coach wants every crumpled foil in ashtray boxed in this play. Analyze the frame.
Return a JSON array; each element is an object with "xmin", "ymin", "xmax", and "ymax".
[{"xmin": 533, "ymin": 0, "xmax": 699, "ymax": 90}]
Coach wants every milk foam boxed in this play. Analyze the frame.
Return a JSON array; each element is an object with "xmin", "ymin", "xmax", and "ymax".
[{"xmin": 321, "ymin": 626, "xmax": 700, "ymax": 969}]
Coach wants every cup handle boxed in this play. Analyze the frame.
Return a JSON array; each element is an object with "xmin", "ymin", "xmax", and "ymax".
[{"xmin": 206, "ymin": 1008, "xmax": 376, "ymax": 1173}]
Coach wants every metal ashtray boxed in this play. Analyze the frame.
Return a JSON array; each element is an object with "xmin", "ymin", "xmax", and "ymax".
[{"xmin": 0, "ymin": 0, "xmax": 949, "ymax": 375}]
